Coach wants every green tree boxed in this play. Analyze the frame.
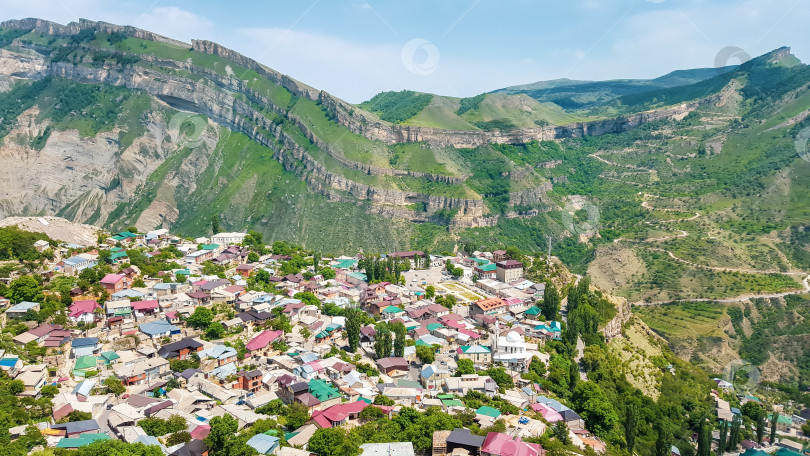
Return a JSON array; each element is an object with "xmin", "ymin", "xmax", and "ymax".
[
  {"xmin": 205, "ymin": 322, "xmax": 225, "ymax": 339},
  {"xmin": 104, "ymin": 376, "xmax": 126, "ymax": 396},
  {"xmin": 374, "ymin": 323, "xmax": 392, "ymax": 359},
  {"xmin": 211, "ymin": 215, "xmax": 220, "ymax": 234},
  {"xmin": 625, "ymin": 402, "xmax": 638, "ymax": 453},
  {"xmin": 373, "ymin": 394, "xmax": 395, "ymax": 406},
  {"xmin": 655, "ymin": 424, "xmax": 672, "ymax": 456},
  {"xmin": 415, "ymin": 345, "xmax": 435, "ymax": 364},
  {"xmin": 166, "ymin": 431, "xmax": 192, "ymax": 445},
  {"xmin": 392, "ymin": 322, "xmax": 406, "ymax": 357},
  {"xmin": 284, "ymin": 402, "xmax": 310, "ymax": 429},
  {"xmin": 299, "ymin": 326, "xmax": 311, "ymax": 342},
  {"xmin": 359, "ymin": 405, "xmax": 385, "ymax": 421},
  {"xmin": 247, "ymin": 251, "xmax": 259, "ymax": 263},
  {"xmin": 569, "ymin": 360, "xmax": 579, "ymax": 393},
  {"xmin": 206, "ymin": 415, "xmax": 239, "ymax": 455},
  {"xmin": 8, "ymin": 276, "xmax": 43, "ymax": 304},
  {"xmin": 484, "ymin": 367, "xmax": 513, "ymax": 389},
  {"xmin": 571, "ymin": 382, "xmax": 618, "ymax": 437},
  {"xmin": 540, "ymin": 284, "xmax": 561, "ymax": 320},
  {"xmin": 186, "ymin": 306, "xmax": 213, "ymax": 330},
  {"xmin": 8, "ymin": 379, "xmax": 25, "ymax": 394},
  {"xmin": 552, "ymin": 420, "xmax": 570, "ymax": 445},
  {"xmin": 456, "ymin": 359, "xmax": 475, "ymax": 375},
  {"xmin": 346, "ymin": 308, "xmax": 361, "ymax": 352},
  {"xmin": 65, "ymin": 410, "xmax": 93, "ymax": 422},
  {"xmin": 770, "ymin": 412, "xmax": 779, "ymax": 443},
  {"xmin": 756, "ymin": 412, "xmax": 766, "ymax": 444},
  {"xmin": 308, "ymin": 427, "xmax": 360, "ymax": 456},
  {"xmin": 425, "ymin": 285, "xmax": 436, "ymax": 299},
  {"xmin": 40, "ymin": 384, "xmax": 59, "ymax": 398}
]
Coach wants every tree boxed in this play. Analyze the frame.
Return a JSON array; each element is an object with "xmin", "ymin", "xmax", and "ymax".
[
  {"xmin": 65, "ymin": 410, "xmax": 93, "ymax": 422},
  {"xmin": 284, "ymin": 402, "xmax": 310, "ymax": 429},
  {"xmin": 484, "ymin": 367, "xmax": 514, "ymax": 389},
  {"xmin": 456, "ymin": 359, "xmax": 475, "ymax": 375},
  {"xmin": 729, "ymin": 414, "xmax": 742, "ymax": 451},
  {"xmin": 205, "ymin": 322, "xmax": 225, "ymax": 339},
  {"xmin": 294, "ymin": 291, "xmax": 321, "ymax": 308},
  {"xmin": 552, "ymin": 420, "xmax": 570, "ymax": 445},
  {"xmin": 308, "ymin": 427, "xmax": 360, "ymax": 456},
  {"xmin": 359, "ymin": 405, "xmax": 385, "ymax": 421},
  {"xmin": 697, "ymin": 416, "xmax": 711, "ymax": 456},
  {"xmin": 8, "ymin": 379, "xmax": 25, "ymax": 394},
  {"xmin": 568, "ymin": 360, "xmax": 579, "ymax": 393},
  {"xmin": 655, "ymin": 424, "xmax": 672, "ymax": 456},
  {"xmin": 756, "ymin": 412, "xmax": 766, "ymax": 444},
  {"xmin": 625, "ymin": 402, "xmax": 638, "ymax": 453},
  {"xmin": 8, "ymin": 276, "xmax": 43, "ymax": 304},
  {"xmin": 247, "ymin": 251, "xmax": 259, "ymax": 263},
  {"xmin": 528, "ymin": 356, "xmax": 546, "ymax": 378},
  {"xmin": 571, "ymin": 382, "xmax": 618, "ymax": 437},
  {"xmin": 206, "ymin": 415, "xmax": 239, "ymax": 455},
  {"xmin": 321, "ymin": 267, "xmax": 336, "ymax": 280},
  {"xmin": 40, "ymin": 384, "xmax": 59, "ymax": 398},
  {"xmin": 186, "ymin": 306, "xmax": 213, "ymax": 330},
  {"xmin": 374, "ymin": 323, "xmax": 392, "ymax": 359},
  {"xmin": 166, "ymin": 431, "xmax": 192, "ymax": 445},
  {"xmin": 770, "ymin": 412, "xmax": 779, "ymax": 444},
  {"xmin": 540, "ymin": 284, "xmax": 561, "ymax": 320},
  {"xmin": 104, "ymin": 376, "xmax": 126, "ymax": 396},
  {"xmin": 719, "ymin": 419, "xmax": 728, "ymax": 453},
  {"xmin": 373, "ymin": 394, "xmax": 395, "ymax": 406},
  {"xmin": 211, "ymin": 215, "xmax": 220, "ymax": 235},
  {"xmin": 416, "ymin": 345, "xmax": 435, "ymax": 364},
  {"xmin": 346, "ymin": 308, "xmax": 361, "ymax": 352},
  {"xmin": 425, "ymin": 285, "xmax": 436, "ymax": 299},
  {"xmin": 299, "ymin": 326, "xmax": 311, "ymax": 342},
  {"xmin": 392, "ymin": 322, "xmax": 406, "ymax": 357}
]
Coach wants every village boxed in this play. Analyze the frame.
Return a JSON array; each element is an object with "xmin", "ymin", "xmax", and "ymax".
[{"xmin": 0, "ymin": 226, "xmax": 808, "ymax": 456}]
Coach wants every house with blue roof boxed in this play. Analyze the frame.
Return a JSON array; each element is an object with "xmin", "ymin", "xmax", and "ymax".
[
  {"xmin": 139, "ymin": 320, "xmax": 180, "ymax": 339},
  {"xmin": 199, "ymin": 345, "xmax": 238, "ymax": 367},
  {"xmin": 6, "ymin": 301, "xmax": 40, "ymax": 319},
  {"xmin": 246, "ymin": 433, "xmax": 280, "ymax": 454},
  {"xmin": 62, "ymin": 255, "xmax": 97, "ymax": 275},
  {"xmin": 420, "ymin": 364, "xmax": 451, "ymax": 390},
  {"xmin": 71, "ymin": 337, "xmax": 101, "ymax": 358},
  {"xmin": 72, "ymin": 379, "xmax": 95, "ymax": 398}
]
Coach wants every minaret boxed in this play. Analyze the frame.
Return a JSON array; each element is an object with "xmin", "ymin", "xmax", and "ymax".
[{"xmin": 493, "ymin": 319, "xmax": 500, "ymax": 353}]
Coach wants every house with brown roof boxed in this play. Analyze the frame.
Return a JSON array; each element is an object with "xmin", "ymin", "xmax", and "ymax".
[
  {"xmin": 377, "ymin": 357, "xmax": 409, "ymax": 377},
  {"xmin": 471, "ymin": 298, "xmax": 509, "ymax": 317}
]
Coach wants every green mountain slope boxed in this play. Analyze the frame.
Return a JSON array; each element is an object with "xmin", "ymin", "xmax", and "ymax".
[{"xmin": 0, "ymin": 19, "xmax": 809, "ymax": 306}]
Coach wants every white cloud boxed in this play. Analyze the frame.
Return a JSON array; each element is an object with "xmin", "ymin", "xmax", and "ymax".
[{"xmin": 134, "ymin": 7, "xmax": 213, "ymax": 43}]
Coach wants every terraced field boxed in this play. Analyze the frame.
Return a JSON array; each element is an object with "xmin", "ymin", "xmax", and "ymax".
[{"xmin": 636, "ymin": 302, "xmax": 727, "ymax": 339}]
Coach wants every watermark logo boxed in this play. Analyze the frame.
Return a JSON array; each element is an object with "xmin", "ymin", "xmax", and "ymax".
[
  {"xmin": 167, "ymin": 112, "xmax": 208, "ymax": 149},
  {"xmin": 401, "ymin": 38, "xmax": 440, "ymax": 76},
  {"xmin": 723, "ymin": 359, "xmax": 761, "ymax": 393},
  {"xmin": 561, "ymin": 198, "xmax": 600, "ymax": 237},
  {"xmin": 795, "ymin": 126, "xmax": 810, "ymax": 163},
  {"xmin": 715, "ymin": 46, "xmax": 751, "ymax": 78}
]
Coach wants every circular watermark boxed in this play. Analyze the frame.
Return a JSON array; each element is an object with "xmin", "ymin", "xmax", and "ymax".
[
  {"xmin": 401, "ymin": 38, "xmax": 440, "ymax": 76},
  {"xmin": 714, "ymin": 46, "xmax": 750, "ymax": 78},
  {"xmin": 167, "ymin": 112, "xmax": 208, "ymax": 149},
  {"xmin": 561, "ymin": 199, "xmax": 600, "ymax": 237},
  {"xmin": 795, "ymin": 126, "xmax": 810, "ymax": 163},
  {"xmin": 723, "ymin": 359, "xmax": 761, "ymax": 393}
]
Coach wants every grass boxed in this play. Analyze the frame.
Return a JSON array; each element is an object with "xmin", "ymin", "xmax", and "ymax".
[{"xmin": 636, "ymin": 302, "xmax": 727, "ymax": 339}]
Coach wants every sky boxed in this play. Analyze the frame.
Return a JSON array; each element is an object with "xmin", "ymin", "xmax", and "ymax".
[{"xmin": 1, "ymin": 0, "xmax": 808, "ymax": 103}]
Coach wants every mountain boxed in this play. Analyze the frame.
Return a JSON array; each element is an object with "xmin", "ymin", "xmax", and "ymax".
[
  {"xmin": 492, "ymin": 66, "xmax": 735, "ymax": 110},
  {"xmin": 1, "ymin": 19, "xmax": 809, "ymax": 312}
]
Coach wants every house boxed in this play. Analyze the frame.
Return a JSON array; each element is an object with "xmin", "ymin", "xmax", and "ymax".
[
  {"xmin": 140, "ymin": 320, "xmax": 181, "ymax": 340},
  {"xmin": 245, "ymin": 433, "xmax": 280, "ymax": 455},
  {"xmin": 73, "ymin": 355, "xmax": 99, "ymax": 377},
  {"xmin": 158, "ymin": 338, "xmax": 204, "ymax": 360},
  {"xmin": 51, "ymin": 419, "xmax": 101, "ymax": 437},
  {"xmin": 446, "ymin": 428, "xmax": 486, "ymax": 456},
  {"xmin": 359, "ymin": 442, "xmax": 415, "ymax": 456},
  {"xmin": 211, "ymin": 232, "xmax": 247, "ymax": 245},
  {"xmin": 69, "ymin": 300, "xmax": 101, "ymax": 324},
  {"xmin": 6, "ymin": 301, "xmax": 40, "ymax": 319},
  {"xmin": 132, "ymin": 300, "xmax": 159, "ymax": 316},
  {"xmin": 471, "ymin": 298, "xmax": 508, "ymax": 317},
  {"xmin": 444, "ymin": 375, "xmax": 497, "ymax": 397},
  {"xmin": 237, "ymin": 370, "xmax": 263, "ymax": 393},
  {"xmin": 71, "ymin": 337, "xmax": 101, "ymax": 358},
  {"xmin": 421, "ymin": 364, "xmax": 451, "ymax": 390},
  {"xmin": 480, "ymin": 432, "xmax": 542, "ymax": 456},
  {"xmin": 308, "ymin": 379, "xmax": 341, "ymax": 407},
  {"xmin": 114, "ymin": 357, "xmax": 170, "ymax": 385},
  {"xmin": 99, "ymin": 274, "xmax": 132, "ymax": 293},
  {"xmin": 199, "ymin": 345, "xmax": 238, "ymax": 368},
  {"xmin": 377, "ymin": 357, "xmax": 409, "ymax": 377},
  {"xmin": 246, "ymin": 330, "xmax": 283, "ymax": 355},
  {"xmin": 474, "ymin": 263, "xmax": 497, "ymax": 280},
  {"xmin": 495, "ymin": 260, "xmax": 524, "ymax": 283},
  {"xmin": 457, "ymin": 345, "xmax": 492, "ymax": 364},
  {"xmin": 279, "ymin": 381, "xmax": 310, "ymax": 405},
  {"xmin": 62, "ymin": 255, "xmax": 97, "ymax": 275},
  {"xmin": 308, "ymin": 401, "xmax": 370, "ymax": 428},
  {"xmin": 15, "ymin": 363, "xmax": 47, "ymax": 392}
]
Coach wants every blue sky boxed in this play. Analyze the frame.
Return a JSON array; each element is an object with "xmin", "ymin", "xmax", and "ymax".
[{"xmin": 1, "ymin": 0, "xmax": 808, "ymax": 102}]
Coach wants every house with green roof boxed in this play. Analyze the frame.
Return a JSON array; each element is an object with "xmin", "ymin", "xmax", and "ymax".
[
  {"xmin": 382, "ymin": 305, "xmax": 404, "ymax": 318},
  {"xmin": 476, "ymin": 405, "xmax": 501, "ymax": 418},
  {"xmin": 474, "ymin": 262, "xmax": 497, "ymax": 279},
  {"xmin": 100, "ymin": 351, "xmax": 120, "ymax": 366},
  {"xmin": 333, "ymin": 259, "xmax": 358, "ymax": 269},
  {"xmin": 73, "ymin": 356, "xmax": 98, "ymax": 377},
  {"xmin": 308, "ymin": 379, "xmax": 340, "ymax": 406},
  {"xmin": 56, "ymin": 433, "xmax": 110, "ymax": 448},
  {"xmin": 524, "ymin": 306, "xmax": 542, "ymax": 317},
  {"xmin": 457, "ymin": 345, "xmax": 492, "ymax": 364},
  {"xmin": 201, "ymin": 243, "xmax": 220, "ymax": 251},
  {"xmin": 109, "ymin": 251, "xmax": 129, "ymax": 264}
]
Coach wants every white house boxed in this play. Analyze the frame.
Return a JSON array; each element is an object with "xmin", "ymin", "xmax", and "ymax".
[{"xmin": 211, "ymin": 232, "xmax": 248, "ymax": 245}]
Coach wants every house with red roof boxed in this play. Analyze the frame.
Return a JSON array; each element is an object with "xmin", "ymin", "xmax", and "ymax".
[
  {"xmin": 308, "ymin": 400, "xmax": 374, "ymax": 428},
  {"xmin": 131, "ymin": 300, "xmax": 159, "ymax": 316},
  {"xmin": 481, "ymin": 433, "xmax": 544, "ymax": 456},
  {"xmin": 246, "ymin": 330, "xmax": 283, "ymax": 355},
  {"xmin": 99, "ymin": 274, "xmax": 131, "ymax": 293},
  {"xmin": 69, "ymin": 300, "xmax": 101, "ymax": 324}
]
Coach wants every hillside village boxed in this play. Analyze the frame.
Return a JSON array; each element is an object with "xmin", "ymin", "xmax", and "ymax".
[{"xmin": 0, "ymin": 223, "xmax": 808, "ymax": 456}]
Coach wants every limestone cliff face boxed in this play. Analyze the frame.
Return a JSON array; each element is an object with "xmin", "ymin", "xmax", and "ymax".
[{"xmin": 318, "ymin": 90, "xmax": 706, "ymax": 148}]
